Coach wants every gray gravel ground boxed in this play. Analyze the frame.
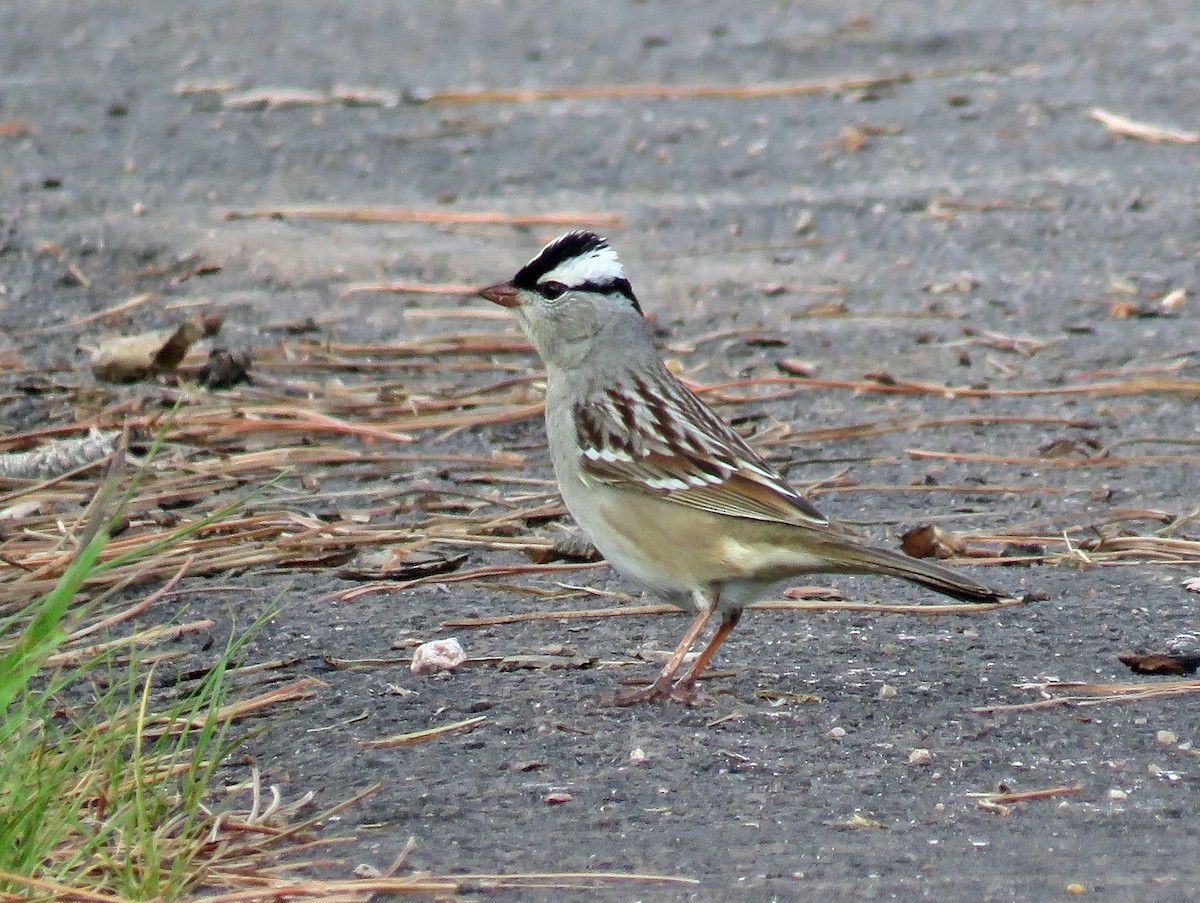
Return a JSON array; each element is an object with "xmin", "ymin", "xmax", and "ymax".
[{"xmin": 3, "ymin": 2, "xmax": 1199, "ymax": 901}]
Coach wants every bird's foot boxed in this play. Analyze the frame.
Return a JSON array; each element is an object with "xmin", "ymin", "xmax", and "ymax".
[{"xmin": 611, "ymin": 677, "xmax": 698, "ymax": 706}]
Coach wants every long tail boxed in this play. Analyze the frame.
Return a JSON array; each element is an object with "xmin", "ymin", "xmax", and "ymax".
[{"xmin": 832, "ymin": 540, "xmax": 1010, "ymax": 603}]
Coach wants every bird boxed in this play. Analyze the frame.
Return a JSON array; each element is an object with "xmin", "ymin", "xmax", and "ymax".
[{"xmin": 479, "ymin": 231, "xmax": 1013, "ymax": 704}]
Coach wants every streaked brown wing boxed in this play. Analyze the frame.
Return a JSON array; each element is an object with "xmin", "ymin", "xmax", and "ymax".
[{"xmin": 573, "ymin": 370, "xmax": 828, "ymax": 528}]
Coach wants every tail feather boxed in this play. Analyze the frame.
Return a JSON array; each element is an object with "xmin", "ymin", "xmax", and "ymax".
[{"xmin": 835, "ymin": 542, "xmax": 1009, "ymax": 603}]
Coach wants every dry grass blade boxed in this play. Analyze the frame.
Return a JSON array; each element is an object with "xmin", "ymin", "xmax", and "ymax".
[
  {"xmin": 2, "ymin": 774, "xmax": 693, "ymax": 903},
  {"xmin": 223, "ymin": 205, "xmax": 626, "ymax": 227},
  {"xmin": 45, "ymin": 619, "xmax": 213, "ymax": 668},
  {"xmin": 415, "ymin": 65, "xmax": 993, "ymax": 104},
  {"xmin": 188, "ymin": 868, "xmax": 698, "ymax": 901},
  {"xmin": 338, "ymin": 280, "xmax": 480, "ymax": 298},
  {"xmin": 357, "ymin": 715, "xmax": 488, "ymax": 748},
  {"xmin": 703, "ymin": 374, "xmax": 1200, "ymax": 400},
  {"xmin": 134, "ymin": 677, "xmax": 327, "ymax": 737},
  {"xmin": 451, "ymin": 870, "xmax": 701, "ymax": 889},
  {"xmin": 974, "ymin": 678, "xmax": 1200, "ymax": 713},
  {"xmin": 907, "ymin": 448, "xmax": 1200, "ymax": 467},
  {"xmin": 1090, "ymin": 107, "xmax": 1200, "ymax": 143},
  {"xmin": 0, "ymin": 873, "xmax": 126, "ymax": 902},
  {"xmin": 969, "ymin": 783, "xmax": 1085, "ymax": 815},
  {"xmin": 331, "ymin": 562, "xmax": 606, "ymax": 601},
  {"xmin": 969, "ymin": 784, "xmax": 1084, "ymax": 805},
  {"xmin": 442, "ymin": 595, "xmax": 1026, "ymax": 628},
  {"xmin": 62, "ymin": 292, "xmax": 160, "ymax": 329}
]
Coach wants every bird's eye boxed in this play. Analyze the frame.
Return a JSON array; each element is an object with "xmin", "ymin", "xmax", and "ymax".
[{"xmin": 539, "ymin": 281, "xmax": 567, "ymax": 300}]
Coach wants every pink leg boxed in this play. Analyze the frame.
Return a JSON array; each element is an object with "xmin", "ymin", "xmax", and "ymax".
[
  {"xmin": 612, "ymin": 606, "xmax": 714, "ymax": 706},
  {"xmin": 672, "ymin": 609, "xmax": 741, "ymax": 691}
]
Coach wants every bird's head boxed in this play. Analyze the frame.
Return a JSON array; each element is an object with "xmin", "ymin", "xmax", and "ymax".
[{"xmin": 479, "ymin": 231, "xmax": 644, "ymax": 369}]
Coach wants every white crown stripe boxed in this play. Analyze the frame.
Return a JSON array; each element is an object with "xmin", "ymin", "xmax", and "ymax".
[{"xmin": 538, "ymin": 245, "xmax": 625, "ymax": 288}]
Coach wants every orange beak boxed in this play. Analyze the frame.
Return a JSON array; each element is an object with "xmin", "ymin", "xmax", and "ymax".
[{"xmin": 479, "ymin": 281, "xmax": 519, "ymax": 308}]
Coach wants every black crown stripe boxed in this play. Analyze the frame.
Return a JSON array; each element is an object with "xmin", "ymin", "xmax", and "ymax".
[{"xmin": 512, "ymin": 231, "xmax": 608, "ymax": 290}]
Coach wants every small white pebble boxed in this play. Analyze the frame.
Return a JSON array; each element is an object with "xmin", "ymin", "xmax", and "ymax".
[
  {"xmin": 1166, "ymin": 632, "xmax": 1199, "ymax": 653},
  {"xmin": 909, "ymin": 748, "xmax": 933, "ymax": 765},
  {"xmin": 410, "ymin": 637, "xmax": 466, "ymax": 674},
  {"xmin": 1160, "ymin": 288, "xmax": 1187, "ymax": 311},
  {"xmin": 1156, "ymin": 729, "xmax": 1179, "ymax": 745},
  {"xmin": 1107, "ymin": 788, "xmax": 1128, "ymax": 800},
  {"xmin": 878, "ymin": 683, "xmax": 897, "ymax": 699},
  {"xmin": 828, "ymin": 726, "xmax": 847, "ymax": 739},
  {"xmin": 630, "ymin": 747, "xmax": 648, "ymax": 763}
]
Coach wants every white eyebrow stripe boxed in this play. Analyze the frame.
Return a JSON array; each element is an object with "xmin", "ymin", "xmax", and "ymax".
[{"xmin": 538, "ymin": 245, "xmax": 625, "ymax": 287}]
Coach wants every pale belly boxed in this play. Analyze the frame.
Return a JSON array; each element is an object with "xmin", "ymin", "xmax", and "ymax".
[{"xmin": 559, "ymin": 478, "xmax": 829, "ymax": 613}]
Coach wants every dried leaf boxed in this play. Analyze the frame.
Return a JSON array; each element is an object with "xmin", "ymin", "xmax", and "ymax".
[
  {"xmin": 497, "ymin": 649, "xmax": 595, "ymax": 671},
  {"xmin": 1118, "ymin": 651, "xmax": 1200, "ymax": 676},
  {"xmin": 797, "ymin": 298, "xmax": 848, "ymax": 317},
  {"xmin": 1039, "ymin": 437, "xmax": 1101, "ymax": 459},
  {"xmin": 198, "ymin": 347, "xmax": 252, "ymax": 388},
  {"xmin": 839, "ymin": 125, "xmax": 871, "ymax": 152},
  {"xmin": 92, "ymin": 320, "xmax": 204, "ymax": 382},
  {"xmin": 776, "ymin": 358, "xmax": 818, "ymax": 377},
  {"xmin": 743, "ymin": 332, "xmax": 788, "ymax": 348},
  {"xmin": 900, "ymin": 524, "xmax": 967, "ymax": 559},
  {"xmin": 925, "ymin": 272, "xmax": 980, "ymax": 294},
  {"xmin": 341, "ymin": 550, "xmax": 469, "ymax": 581},
  {"xmin": 0, "ymin": 118, "xmax": 36, "ymax": 137},
  {"xmin": 1109, "ymin": 299, "xmax": 1166, "ymax": 319},
  {"xmin": 525, "ymin": 535, "xmax": 600, "ymax": 564},
  {"xmin": 826, "ymin": 814, "xmax": 888, "ymax": 830},
  {"xmin": 782, "ymin": 585, "xmax": 847, "ymax": 601}
]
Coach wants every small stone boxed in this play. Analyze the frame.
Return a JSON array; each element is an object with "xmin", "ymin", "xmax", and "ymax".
[
  {"xmin": 1066, "ymin": 882, "xmax": 1087, "ymax": 895},
  {"xmin": 544, "ymin": 792, "xmax": 573, "ymax": 805},
  {"xmin": 1156, "ymin": 729, "xmax": 1179, "ymax": 745},
  {"xmin": 828, "ymin": 726, "xmax": 847, "ymax": 739},
  {"xmin": 630, "ymin": 747, "xmax": 648, "ymax": 763},
  {"xmin": 878, "ymin": 683, "xmax": 897, "ymax": 699},
  {"xmin": 1107, "ymin": 788, "xmax": 1128, "ymax": 800},
  {"xmin": 1160, "ymin": 288, "xmax": 1187, "ymax": 311},
  {"xmin": 410, "ymin": 637, "xmax": 466, "ymax": 674},
  {"xmin": 908, "ymin": 748, "xmax": 933, "ymax": 765}
]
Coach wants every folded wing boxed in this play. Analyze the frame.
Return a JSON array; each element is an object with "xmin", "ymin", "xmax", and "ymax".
[{"xmin": 573, "ymin": 369, "xmax": 829, "ymax": 528}]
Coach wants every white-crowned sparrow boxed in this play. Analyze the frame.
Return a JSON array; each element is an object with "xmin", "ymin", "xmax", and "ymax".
[{"xmin": 480, "ymin": 231, "xmax": 1013, "ymax": 704}]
